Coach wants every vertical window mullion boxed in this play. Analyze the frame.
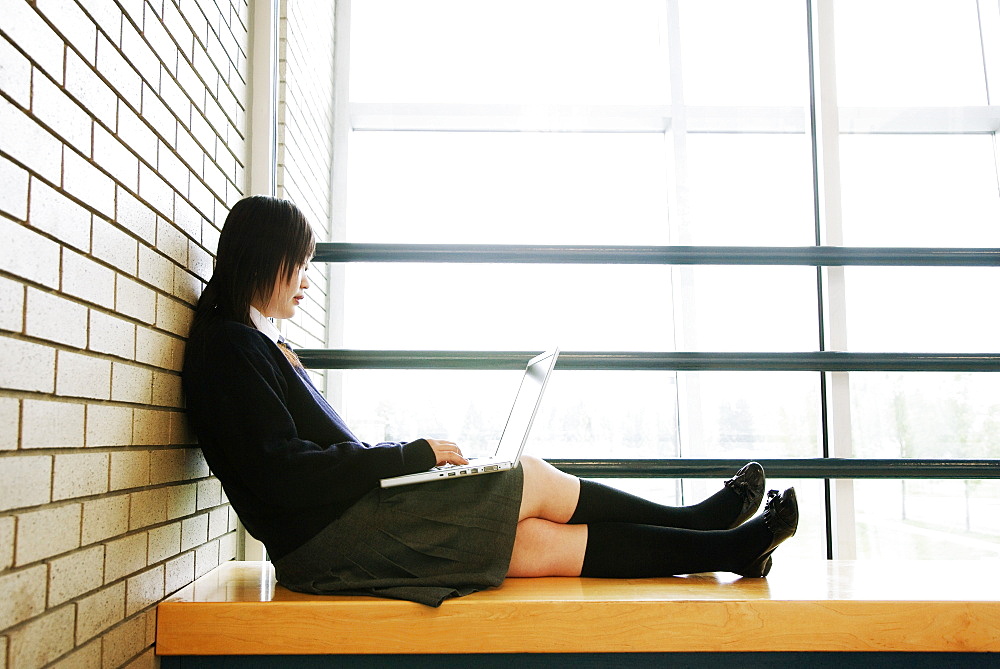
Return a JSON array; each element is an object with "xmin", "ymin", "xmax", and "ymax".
[{"xmin": 810, "ymin": 0, "xmax": 857, "ymax": 560}]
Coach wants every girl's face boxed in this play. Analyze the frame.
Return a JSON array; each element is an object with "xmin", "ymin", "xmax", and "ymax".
[{"xmin": 256, "ymin": 262, "xmax": 310, "ymax": 319}]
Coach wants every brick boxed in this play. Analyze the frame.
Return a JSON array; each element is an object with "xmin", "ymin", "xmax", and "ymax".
[
  {"xmin": 0, "ymin": 565, "xmax": 47, "ymax": 629},
  {"xmin": 148, "ymin": 521, "xmax": 181, "ymax": 563},
  {"xmin": 160, "ymin": 68, "xmax": 192, "ymax": 131},
  {"xmin": 0, "ymin": 33, "xmax": 31, "ymax": 107},
  {"xmin": 219, "ymin": 529, "xmax": 237, "ymax": 562},
  {"xmin": 97, "ymin": 32, "xmax": 142, "ymax": 108},
  {"xmin": 25, "ymin": 287, "xmax": 88, "ymax": 348},
  {"xmin": 104, "ymin": 532, "xmax": 147, "ymax": 583},
  {"xmin": 76, "ymin": 582, "xmax": 126, "ymax": 642},
  {"xmin": 0, "ymin": 515, "xmax": 13, "ymax": 569},
  {"xmin": 93, "ymin": 217, "xmax": 139, "ymax": 274},
  {"xmin": 89, "ymin": 308, "xmax": 137, "ymax": 359},
  {"xmin": 0, "ymin": 397, "xmax": 18, "ymax": 451},
  {"xmin": 158, "ymin": 140, "xmax": 190, "ymax": 193},
  {"xmin": 139, "ymin": 161, "xmax": 175, "ymax": 218},
  {"xmin": 121, "ymin": 19, "xmax": 160, "ymax": 87},
  {"xmin": 81, "ymin": 493, "xmax": 130, "ymax": 544},
  {"xmin": 1, "ymin": 99, "xmax": 63, "ymax": 183},
  {"xmin": 0, "ymin": 335, "xmax": 56, "ymax": 393},
  {"xmin": 134, "ymin": 484, "xmax": 170, "ymax": 526},
  {"xmin": 56, "ymin": 350, "xmax": 112, "ymax": 400},
  {"xmin": 48, "ymin": 640, "xmax": 101, "ymax": 669},
  {"xmin": 137, "ymin": 245, "xmax": 176, "ymax": 299},
  {"xmin": 152, "ymin": 370, "xmax": 183, "ymax": 407},
  {"xmin": 187, "ymin": 238, "xmax": 213, "ymax": 280},
  {"xmin": 156, "ymin": 215, "xmax": 189, "ymax": 266},
  {"xmin": 115, "ymin": 275, "xmax": 157, "ymax": 324},
  {"xmin": 28, "ymin": 178, "xmax": 92, "ymax": 253},
  {"xmin": 102, "ymin": 612, "xmax": 150, "ymax": 669},
  {"xmin": 118, "ymin": 187, "xmax": 158, "ymax": 241},
  {"xmin": 110, "ymin": 450, "xmax": 150, "ymax": 490},
  {"xmin": 126, "ymin": 565, "xmax": 164, "ymax": 615},
  {"xmin": 149, "ymin": 447, "xmax": 185, "ymax": 484},
  {"xmin": 196, "ymin": 478, "xmax": 222, "ymax": 510},
  {"xmin": 31, "ymin": 67, "xmax": 92, "ymax": 154},
  {"xmin": 84, "ymin": 0, "xmax": 123, "ymax": 44},
  {"xmin": 64, "ymin": 149, "xmax": 116, "ymax": 218},
  {"xmin": 165, "ymin": 550, "xmax": 194, "ymax": 594},
  {"xmin": 62, "ymin": 249, "xmax": 116, "ymax": 308},
  {"xmin": 0, "ymin": 275, "xmax": 25, "ymax": 333},
  {"xmin": 0, "ymin": 154, "xmax": 29, "ymax": 220},
  {"xmin": 117, "ymin": 102, "xmax": 159, "ymax": 162},
  {"xmin": 53, "ymin": 452, "xmax": 110, "ymax": 500},
  {"xmin": 144, "ymin": 85, "xmax": 178, "ymax": 147},
  {"xmin": 174, "ymin": 265, "xmax": 201, "ymax": 305},
  {"xmin": 166, "ymin": 482, "xmax": 197, "ymax": 520},
  {"xmin": 135, "ymin": 324, "xmax": 174, "ymax": 368},
  {"xmin": 111, "ymin": 361, "xmax": 154, "ymax": 404},
  {"xmin": 145, "ymin": 10, "xmax": 178, "ymax": 72},
  {"xmin": 15, "ymin": 503, "xmax": 81, "ymax": 565},
  {"xmin": 180, "ymin": 512, "xmax": 207, "ymax": 550},
  {"xmin": 37, "ymin": 0, "xmax": 98, "ymax": 62},
  {"xmin": 133, "ymin": 407, "xmax": 171, "ymax": 446},
  {"xmin": 21, "ymin": 398, "xmax": 85, "ymax": 449},
  {"xmin": 118, "ymin": 0, "xmax": 144, "ymax": 28},
  {"xmin": 94, "ymin": 124, "xmax": 140, "ymax": 192},
  {"xmin": 187, "ymin": 171, "xmax": 216, "ymax": 219},
  {"xmin": 0, "ymin": 0, "xmax": 64, "ymax": 80},
  {"xmin": 48, "ymin": 544, "xmax": 105, "ymax": 606},
  {"xmin": 208, "ymin": 505, "xmax": 229, "ymax": 539},
  {"xmin": 175, "ymin": 52, "xmax": 205, "ymax": 112},
  {"xmin": 86, "ymin": 403, "xmax": 133, "ymax": 447},
  {"xmin": 194, "ymin": 538, "xmax": 220, "ymax": 577},
  {"xmin": 183, "ymin": 447, "xmax": 209, "ymax": 478},
  {"xmin": 6, "ymin": 604, "xmax": 75, "ymax": 669},
  {"xmin": 65, "ymin": 49, "xmax": 117, "ymax": 129},
  {"xmin": 0, "ymin": 454, "xmax": 51, "ymax": 512},
  {"xmin": 156, "ymin": 294, "xmax": 194, "ymax": 336}
]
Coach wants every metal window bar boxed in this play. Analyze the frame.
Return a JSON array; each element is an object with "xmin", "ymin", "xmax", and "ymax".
[{"xmin": 308, "ymin": 242, "xmax": 1000, "ymax": 481}]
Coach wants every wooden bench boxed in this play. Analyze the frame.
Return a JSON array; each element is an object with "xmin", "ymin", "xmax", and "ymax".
[{"xmin": 156, "ymin": 560, "xmax": 1000, "ymax": 662}]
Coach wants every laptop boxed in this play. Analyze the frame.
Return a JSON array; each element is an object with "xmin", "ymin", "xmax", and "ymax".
[{"xmin": 380, "ymin": 348, "xmax": 560, "ymax": 488}]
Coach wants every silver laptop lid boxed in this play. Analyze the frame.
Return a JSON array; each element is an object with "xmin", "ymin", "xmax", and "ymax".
[{"xmin": 491, "ymin": 348, "xmax": 559, "ymax": 462}]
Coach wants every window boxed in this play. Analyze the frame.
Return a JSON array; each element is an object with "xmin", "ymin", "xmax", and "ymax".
[{"xmin": 310, "ymin": 0, "xmax": 1000, "ymax": 561}]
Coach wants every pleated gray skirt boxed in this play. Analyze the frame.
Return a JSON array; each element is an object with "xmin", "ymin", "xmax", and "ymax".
[{"xmin": 273, "ymin": 465, "xmax": 524, "ymax": 607}]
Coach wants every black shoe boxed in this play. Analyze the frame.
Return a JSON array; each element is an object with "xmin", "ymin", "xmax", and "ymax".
[
  {"xmin": 723, "ymin": 462, "xmax": 765, "ymax": 529},
  {"xmin": 736, "ymin": 487, "xmax": 798, "ymax": 578}
]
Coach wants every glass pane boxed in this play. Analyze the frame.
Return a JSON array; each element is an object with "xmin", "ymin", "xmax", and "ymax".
[
  {"xmin": 677, "ymin": 372, "xmax": 822, "ymax": 459},
  {"xmin": 834, "ymin": 0, "xmax": 988, "ymax": 106},
  {"xmin": 674, "ymin": 267, "xmax": 820, "ymax": 351},
  {"xmin": 682, "ymin": 134, "xmax": 816, "ymax": 246},
  {"xmin": 842, "ymin": 267, "xmax": 1000, "ymax": 352},
  {"xmin": 343, "ymin": 264, "xmax": 675, "ymax": 351},
  {"xmin": 850, "ymin": 373, "xmax": 1000, "ymax": 460},
  {"xmin": 854, "ymin": 479, "xmax": 1000, "ymax": 559},
  {"xmin": 350, "ymin": 0, "xmax": 670, "ymax": 105},
  {"xmin": 346, "ymin": 131, "xmax": 669, "ymax": 244},
  {"xmin": 678, "ymin": 0, "xmax": 809, "ymax": 106},
  {"xmin": 839, "ymin": 135, "xmax": 1000, "ymax": 247},
  {"xmin": 340, "ymin": 369, "xmax": 680, "ymax": 459}
]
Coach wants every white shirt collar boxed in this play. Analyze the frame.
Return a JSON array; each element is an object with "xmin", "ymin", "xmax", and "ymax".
[{"xmin": 249, "ymin": 306, "xmax": 283, "ymax": 345}]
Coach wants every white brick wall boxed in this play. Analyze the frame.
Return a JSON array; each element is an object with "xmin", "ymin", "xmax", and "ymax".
[{"xmin": 0, "ymin": 0, "xmax": 249, "ymax": 666}]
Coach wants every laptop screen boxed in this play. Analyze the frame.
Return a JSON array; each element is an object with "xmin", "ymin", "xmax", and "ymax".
[{"xmin": 493, "ymin": 349, "xmax": 559, "ymax": 459}]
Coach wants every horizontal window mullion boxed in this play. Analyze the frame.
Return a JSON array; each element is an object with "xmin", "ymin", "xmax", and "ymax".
[
  {"xmin": 315, "ymin": 243, "xmax": 1000, "ymax": 266},
  {"xmin": 296, "ymin": 350, "xmax": 1000, "ymax": 372},
  {"xmin": 547, "ymin": 458, "xmax": 1000, "ymax": 480}
]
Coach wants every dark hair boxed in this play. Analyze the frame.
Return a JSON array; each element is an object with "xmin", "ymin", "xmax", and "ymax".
[{"xmin": 189, "ymin": 195, "xmax": 316, "ymax": 343}]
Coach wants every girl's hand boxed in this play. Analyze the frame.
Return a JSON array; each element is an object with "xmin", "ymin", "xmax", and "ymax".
[{"xmin": 425, "ymin": 439, "xmax": 468, "ymax": 466}]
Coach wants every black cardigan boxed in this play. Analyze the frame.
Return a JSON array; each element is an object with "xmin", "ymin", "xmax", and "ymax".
[{"xmin": 182, "ymin": 319, "xmax": 435, "ymax": 560}]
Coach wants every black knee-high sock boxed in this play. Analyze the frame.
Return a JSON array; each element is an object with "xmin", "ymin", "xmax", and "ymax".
[
  {"xmin": 579, "ymin": 516, "xmax": 772, "ymax": 578},
  {"xmin": 569, "ymin": 479, "xmax": 746, "ymax": 531}
]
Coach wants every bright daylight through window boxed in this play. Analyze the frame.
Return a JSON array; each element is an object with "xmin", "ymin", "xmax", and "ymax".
[{"xmin": 321, "ymin": 0, "xmax": 1000, "ymax": 561}]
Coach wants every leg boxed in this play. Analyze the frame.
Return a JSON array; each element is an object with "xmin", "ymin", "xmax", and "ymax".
[
  {"xmin": 517, "ymin": 454, "xmax": 581, "ymax": 523},
  {"xmin": 508, "ymin": 518, "xmax": 587, "ymax": 577}
]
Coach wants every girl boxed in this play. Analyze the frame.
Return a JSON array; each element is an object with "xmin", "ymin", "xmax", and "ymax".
[{"xmin": 182, "ymin": 195, "xmax": 798, "ymax": 607}]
